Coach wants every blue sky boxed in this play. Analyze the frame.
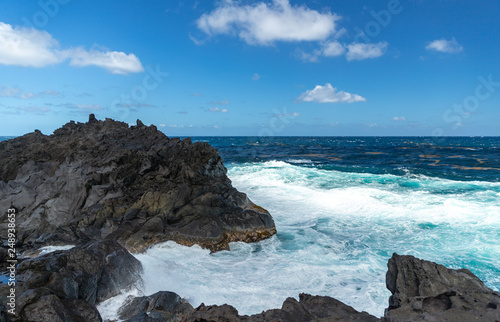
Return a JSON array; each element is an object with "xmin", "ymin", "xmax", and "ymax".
[{"xmin": 1, "ymin": 0, "xmax": 499, "ymax": 136}]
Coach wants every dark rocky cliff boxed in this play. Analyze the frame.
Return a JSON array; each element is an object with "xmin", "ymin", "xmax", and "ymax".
[{"xmin": 0, "ymin": 114, "xmax": 276, "ymax": 254}]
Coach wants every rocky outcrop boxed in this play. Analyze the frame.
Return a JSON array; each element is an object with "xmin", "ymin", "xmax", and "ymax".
[
  {"xmin": 384, "ymin": 253, "xmax": 500, "ymax": 321},
  {"xmin": 118, "ymin": 291, "xmax": 194, "ymax": 321},
  {"xmin": 0, "ymin": 115, "xmax": 276, "ymax": 253},
  {"xmin": 186, "ymin": 293, "xmax": 379, "ymax": 321},
  {"xmin": 0, "ymin": 240, "xmax": 142, "ymax": 321}
]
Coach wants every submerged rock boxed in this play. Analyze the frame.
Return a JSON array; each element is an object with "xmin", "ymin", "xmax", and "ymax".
[
  {"xmin": 384, "ymin": 253, "xmax": 500, "ymax": 321},
  {"xmin": 0, "ymin": 114, "xmax": 276, "ymax": 253},
  {"xmin": 0, "ymin": 240, "xmax": 142, "ymax": 321}
]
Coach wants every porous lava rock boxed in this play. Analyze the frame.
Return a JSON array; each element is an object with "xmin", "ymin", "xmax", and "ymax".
[{"xmin": 384, "ymin": 253, "xmax": 500, "ymax": 321}]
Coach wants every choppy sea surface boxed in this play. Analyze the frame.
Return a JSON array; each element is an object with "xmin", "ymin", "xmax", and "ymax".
[{"xmin": 2, "ymin": 136, "xmax": 499, "ymax": 319}]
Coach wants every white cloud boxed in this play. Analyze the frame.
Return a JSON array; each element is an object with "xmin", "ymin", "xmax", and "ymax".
[
  {"xmin": 321, "ymin": 41, "xmax": 345, "ymax": 57},
  {"xmin": 0, "ymin": 22, "xmax": 62, "ymax": 67},
  {"xmin": 197, "ymin": 0, "xmax": 340, "ymax": 45},
  {"xmin": 0, "ymin": 86, "xmax": 62, "ymax": 99},
  {"xmin": 426, "ymin": 38, "xmax": 463, "ymax": 54},
  {"xmin": 0, "ymin": 22, "xmax": 143, "ymax": 74},
  {"xmin": 17, "ymin": 106, "xmax": 51, "ymax": 114},
  {"xmin": 252, "ymin": 73, "xmax": 261, "ymax": 80},
  {"xmin": 67, "ymin": 48, "xmax": 144, "ymax": 74},
  {"xmin": 0, "ymin": 86, "xmax": 21, "ymax": 97},
  {"xmin": 346, "ymin": 42, "xmax": 387, "ymax": 61},
  {"xmin": 298, "ymin": 83, "xmax": 366, "ymax": 103},
  {"xmin": 209, "ymin": 107, "xmax": 228, "ymax": 113},
  {"xmin": 392, "ymin": 116, "xmax": 406, "ymax": 121}
]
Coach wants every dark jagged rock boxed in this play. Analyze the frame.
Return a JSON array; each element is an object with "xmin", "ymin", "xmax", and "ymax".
[
  {"xmin": 118, "ymin": 291, "xmax": 194, "ymax": 321},
  {"xmin": 0, "ymin": 240, "xmax": 141, "ymax": 321},
  {"xmin": 384, "ymin": 253, "xmax": 500, "ymax": 321},
  {"xmin": 185, "ymin": 293, "xmax": 379, "ymax": 322},
  {"xmin": 0, "ymin": 114, "xmax": 276, "ymax": 253}
]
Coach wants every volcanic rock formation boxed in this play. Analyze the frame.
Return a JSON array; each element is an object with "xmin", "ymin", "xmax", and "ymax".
[{"xmin": 0, "ymin": 115, "xmax": 276, "ymax": 254}]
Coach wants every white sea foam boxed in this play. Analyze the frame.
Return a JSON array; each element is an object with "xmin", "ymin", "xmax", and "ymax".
[{"xmin": 98, "ymin": 161, "xmax": 500, "ymax": 319}]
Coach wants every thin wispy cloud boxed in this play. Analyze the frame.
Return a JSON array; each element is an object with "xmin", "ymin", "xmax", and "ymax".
[
  {"xmin": 426, "ymin": 37, "xmax": 463, "ymax": 54},
  {"xmin": 15, "ymin": 106, "xmax": 51, "ymax": 115},
  {"xmin": 208, "ymin": 107, "xmax": 228, "ymax": 113},
  {"xmin": 114, "ymin": 103, "xmax": 155, "ymax": 108},
  {"xmin": 0, "ymin": 86, "xmax": 62, "ymax": 99},
  {"xmin": 197, "ymin": 0, "xmax": 340, "ymax": 45},
  {"xmin": 210, "ymin": 99, "xmax": 230, "ymax": 105},
  {"xmin": 300, "ymin": 41, "xmax": 386, "ymax": 62},
  {"xmin": 346, "ymin": 42, "xmax": 388, "ymax": 61},
  {"xmin": 252, "ymin": 73, "xmax": 261, "ymax": 81},
  {"xmin": 298, "ymin": 83, "xmax": 366, "ymax": 103},
  {"xmin": 0, "ymin": 22, "xmax": 144, "ymax": 74},
  {"xmin": 392, "ymin": 116, "xmax": 407, "ymax": 121}
]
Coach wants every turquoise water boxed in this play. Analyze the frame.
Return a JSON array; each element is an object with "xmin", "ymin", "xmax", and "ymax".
[
  {"xmin": 123, "ymin": 137, "xmax": 500, "ymax": 318},
  {"xmin": 2, "ymin": 136, "xmax": 499, "ymax": 318}
]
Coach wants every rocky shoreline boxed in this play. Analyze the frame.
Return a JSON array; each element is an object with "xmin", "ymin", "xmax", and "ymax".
[
  {"xmin": 1, "ymin": 115, "xmax": 499, "ymax": 321},
  {"xmin": 1, "ymin": 243, "xmax": 498, "ymax": 321}
]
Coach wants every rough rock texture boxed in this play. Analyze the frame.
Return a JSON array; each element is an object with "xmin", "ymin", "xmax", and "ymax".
[
  {"xmin": 185, "ymin": 293, "xmax": 379, "ymax": 322},
  {"xmin": 0, "ymin": 115, "xmax": 276, "ymax": 253},
  {"xmin": 384, "ymin": 253, "xmax": 500, "ymax": 321},
  {"xmin": 0, "ymin": 240, "xmax": 142, "ymax": 321},
  {"xmin": 118, "ymin": 291, "xmax": 194, "ymax": 321}
]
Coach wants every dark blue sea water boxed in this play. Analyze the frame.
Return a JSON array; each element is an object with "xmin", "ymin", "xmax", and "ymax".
[{"xmin": 2, "ymin": 136, "xmax": 499, "ymax": 318}]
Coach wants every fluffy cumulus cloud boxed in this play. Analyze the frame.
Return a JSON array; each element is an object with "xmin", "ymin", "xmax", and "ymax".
[
  {"xmin": 346, "ymin": 42, "xmax": 388, "ymax": 61},
  {"xmin": 0, "ymin": 22, "xmax": 61, "ymax": 67},
  {"xmin": 392, "ymin": 116, "xmax": 406, "ymax": 121},
  {"xmin": 426, "ymin": 37, "xmax": 463, "ymax": 54},
  {"xmin": 298, "ymin": 83, "xmax": 366, "ymax": 103},
  {"xmin": 321, "ymin": 41, "xmax": 345, "ymax": 57},
  {"xmin": 197, "ymin": 0, "xmax": 340, "ymax": 45},
  {"xmin": 0, "ymin": 22, "xmax": 143, "ymax": 74},
  {"xmin": 66, "ymin": 48, "xmax": 144, "ymax": 74}
]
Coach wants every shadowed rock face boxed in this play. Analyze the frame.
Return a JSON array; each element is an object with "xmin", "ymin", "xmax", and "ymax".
[
  {"xmin": 118, "ymin": 291, "xmax": 194, "ymax": 321},
  {"xmin": 384, "ymin": 253, "xmax": 500, "ymax": 321},
  {"xmin": 0, "ymin": 240, "xmax": 142, "ymax": 322},
  {"xmin": 0, "ymin": 115, "xmax": 276, "ymax": 253}
]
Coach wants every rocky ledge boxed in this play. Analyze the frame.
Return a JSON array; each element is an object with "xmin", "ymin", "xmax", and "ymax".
[{"xmin": 0, "ymin": 114, "xmax": 276, "ymax": 254}]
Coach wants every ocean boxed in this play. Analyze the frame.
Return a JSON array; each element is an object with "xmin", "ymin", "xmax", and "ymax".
[{"xmin": 2, "ymin": 136, "xmax": 499, "ymax": 319}]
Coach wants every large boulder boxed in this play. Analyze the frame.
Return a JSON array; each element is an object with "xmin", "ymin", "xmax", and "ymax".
[
  {"xmin": 384, "ymin": 253, "xmax": 500, "ymax": 321},
  {"xmin": 118, "ymin": 291, "xmax": 194, "ymax": 321},
  {"xmin": 0, "ymin": 239, "xmax": 142, "ymax": 321},
  {"xmin": 0, "ymin": 115, "xmax": 276, "ymax": 253}
]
